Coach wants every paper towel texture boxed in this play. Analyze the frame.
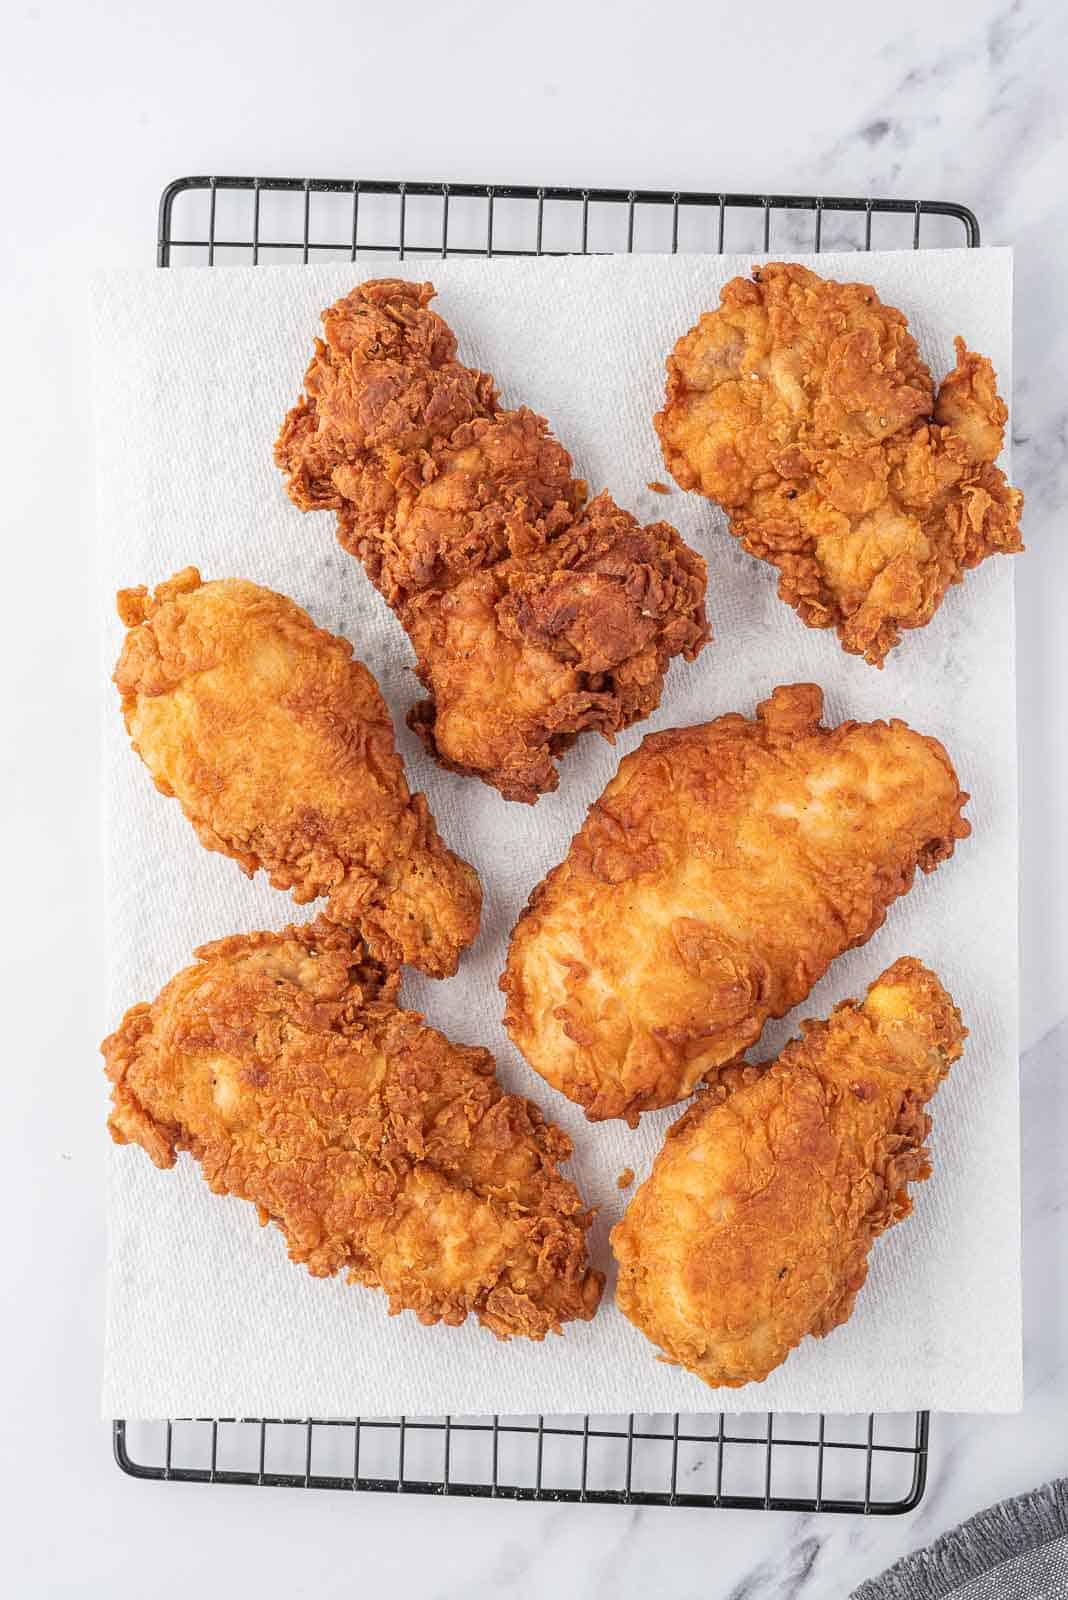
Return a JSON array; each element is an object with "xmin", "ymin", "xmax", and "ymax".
[{"xmin": 92, "ymin": 249, "xmax": 1020, "ymax": 1418}]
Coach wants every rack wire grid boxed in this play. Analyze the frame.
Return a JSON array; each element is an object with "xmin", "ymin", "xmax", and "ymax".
[
  {"xmin": 116, "ymin": 175, "xmax": 978, "ymax": 1513},
  {"xmin": 116, "ymin": 1412, "xmax": 930, "ymax": 1511},
  {"xmin": 157, "ymin": 177, "xmax": 978, "ymax": 265}
]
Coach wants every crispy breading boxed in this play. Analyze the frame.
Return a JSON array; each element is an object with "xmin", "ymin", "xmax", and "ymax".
[
  {"xmin": 611, "ymin": 958, "xmax": 966, "ymax": 1387},
  {"xmin": 114, "ymin": 568, "xmax": 480, "ymax": 977},
  {"xmin": 655, "ymin": 262, "xmax": 1023, "ymax": 665},
  {"xmin": 404, "ymin": 493, "xmax": 709, "ymax": 803},
  {"xmin": 274, "ymin": 278, "xmax": 497, "ymax": 513},
  {"xmin": 276, "ymin": 279, "xmax": 709, "ymax": 799},
  {"xmin": 334, "ymin": 408, "xmax": 585, "ymax": 608},
  {"xmin": 502, "ymin": 684, "xmax": 969, "ymax": 1124},
  {"xmin": 103, "ymin": 919, "xmax": 603, "ymax": 1339}
]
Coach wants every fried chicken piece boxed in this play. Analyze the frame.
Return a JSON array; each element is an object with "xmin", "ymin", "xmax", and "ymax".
[
  {"xmin": 103, "ymin": 920, "xmax": 603, "ymax": 1338},
  {"xmin": 404, "ymin": 493, "xmax": 709, "ymax": 803},
  {"xmin": 611, "ymin": 957, "xmax": 966, "ymax": 1387},
  {"xmin": 276, "ymin": 279, "xmax": 709, "ymax": 799},
  {"xmin": 334, "ymin": 408, "xmax": 585, "ymax": 608},
  {"xmin": 275, "ymin": 278, "xmax": 497, "ymax": 513},
  {"xmin": 655, "ymin": 262, "xmax": 1023, "ymax": 665},
  {"xmin": 502, "ymin": 683, "xmax": 969, "ymax": 1124},
  {"xmin": 114, "ymin": 568, "xmax": 480, "ymax": 978}
]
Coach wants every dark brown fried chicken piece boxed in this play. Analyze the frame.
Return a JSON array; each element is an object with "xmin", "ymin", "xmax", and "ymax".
[
  {"xmin": 333, "ymin": 408, "xmax": 584, "ymax": 608},
  {"xmin": 655, "ymin": 262, "xmax": 1023, "ymax": 665},
  {"xmin": 276, "ymin": 279, "xmax": 709, "ymax": 800},
  {"xmin": 276, "ymin": 279, "xmax": 497, "ymax": 517},
  {"xmin": 114, "ymin": 568, "xmax": 481, "ymax": 977},
  {"xmin": 103, "ymin": 919, "xmax": 604, "ymax": 1339},
  {"xmin": 404, "ymin": 493, "xmax": 709, "ymax": 802}
]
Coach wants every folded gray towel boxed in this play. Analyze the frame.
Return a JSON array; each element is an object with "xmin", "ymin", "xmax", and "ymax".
[{"xmin": 854, "ymin": 1480, "xmax": 1068, "ymax": 1599}]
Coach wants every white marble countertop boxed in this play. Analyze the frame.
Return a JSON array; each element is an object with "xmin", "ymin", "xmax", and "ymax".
[{"xmin": 2, "ymin": 1, "xmax": 1064, "ymax": 1595}]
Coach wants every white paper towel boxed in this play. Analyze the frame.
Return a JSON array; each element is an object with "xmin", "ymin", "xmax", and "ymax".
[{"xmin": 92, "ymin": 249, "xmax": 1021, "ymax": 1419}]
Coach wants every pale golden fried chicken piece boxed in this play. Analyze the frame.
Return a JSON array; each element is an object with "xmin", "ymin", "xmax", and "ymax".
[
  {"xmin": 611, "ymin": 957, "xmax": 966, "ymax": 1387},
  {"xmin": 103, "ymin": 920, "xmax": 603, "ymax": 1338},
  {"xmin": 655, "ymin": 262, "xmax": 1023, "ymax": 665},
  {"xmin": 502, "ymin": 683, "xmax": 968, "ymax": 1124},
  {"xmin": 404, "ymin": 493, "xmax": 709, "ymax": 803},
  {"xmin": 276, "ymin": 279, "xmax": 709, "ymax": 799},
  {"xmin": 114, "ymin": 568, "xmax": 480, "ymax": 978}
]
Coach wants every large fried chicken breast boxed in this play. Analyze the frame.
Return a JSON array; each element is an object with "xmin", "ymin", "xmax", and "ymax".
[
  {"xmin": 103, "ymin": 919, "xmax": 603, "ymax": 1339},
  {"xmin": 611, "ymin": 958, "xmax": 966, "ymax": 1386},
  {"xmin": 502, "ymin": 684, "xmax": 969, "ymax": 1124}
]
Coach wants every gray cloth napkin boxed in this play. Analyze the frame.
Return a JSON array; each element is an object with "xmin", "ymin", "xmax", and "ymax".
[{"xmin": 855, "ymin": 1480, "xmax": 1068, "ymax": 1599}]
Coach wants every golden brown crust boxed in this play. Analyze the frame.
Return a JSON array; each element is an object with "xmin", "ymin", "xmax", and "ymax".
[
  {"xmin": 655, "ymin": 263, "xmax": 1024, "ymax": 666},
  {"xmin": 275, "ymin": 279, "xmax": 710, "ymax": 798},
  {"xmin": 610, "ymin": 957, "xmax": 966, "ymax": 1387},
  {"xmin": 402, "ymin": 493, "xmax": 709, "ymax": 803},
  {"xmin": 333, "ymin": 408, "xmax": 585, "ymax": 608},
  {"xmin": 274, "ymin": 279, "xmax": 496, "ymax": 513},
  {"xmin": 103, "ymin": 919, "xmax": 603, "ymax": 1339},
  {"xmin": 114, "ymin": 569, "xmax": 481, "ymax": 977},
  {"xmin": 502, "ymin": 683, "xmax": 969, "ymax": 1122}
]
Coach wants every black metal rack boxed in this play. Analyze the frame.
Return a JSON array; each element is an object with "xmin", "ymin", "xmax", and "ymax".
[
  {"xmin": 157, "ymin": 177, "xmax": 978, "ymax": 265},
  {"xmin": 115, "ymin": 176, "xmax": 979, "ymax": 1513},
  {"xmin": 115, "ymin": 1411, "xmax": 931, "ymax": 1511}
]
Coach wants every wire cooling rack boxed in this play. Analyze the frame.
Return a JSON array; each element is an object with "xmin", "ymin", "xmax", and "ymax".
[
  {"xmin": 115, "ymin": 1412, "xmax": 930, "ymax": 1510},
  {"xmin": 157, "ymin": 177, "xmax": 979, "ymax": 265},
  {"xmin": 115, "ymin": 176, "xmax": 979, "ymax": 1513}
]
